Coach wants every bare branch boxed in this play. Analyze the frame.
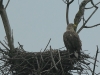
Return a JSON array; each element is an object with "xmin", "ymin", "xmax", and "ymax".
[
  {"xmin": 0, "ymin": 41, "xmax": 9, "ymax": 50},
  {"xmin": 0, "ymin": 1, "xmax": 14, "ymax": 51},
  {"xmin": 74, "ymin": 0, "xmax": 90, "ymax": 31},
  {"xmin": 92, "ymin": 46, "xmax": 99, "ymax": 75},
  {"xmin": 90, "ymin": 0, "xmax": 98, "ymax": 8},
  {"xmin": 85, "ymin": 1, "xmax": 100, "ymax": 9},
  {"xmin": 18, "ymin": 42, "xmax": 24, "ymax": 50},
  {"xmin": 84, "ymin": 23, "xmax": 100, "ymax": 28},
  {"xmin": 5, "ymin": 0, "xmax": 10, "ymax": 9},
  {"xmin": 77, "ymin": 8, "xmax": 98, "ymax": 34},
  {"xmin": 44, "ymin": 38, "xmax": 51, "ymax": 51},
  {"xmin": 50, "ymin": 46, "xmax": 58, "ymax": 71},
  {"xmin": 66, "ymin": 0, "xmax": 74, "ymax": 25},
  {"xmin": 57, "ymin": 50, "xmax": 65, "ymax": 75},
  {"xmin": 66, "ymin": 3, "xmax": 69, "ymax": 25},
  {"xmin": 62, "ymin": 0, "xmax": 74, "ymax": 25},
  {"xmin": 62, "ymin": 0, "xmax": 74, "ymax": 4}
]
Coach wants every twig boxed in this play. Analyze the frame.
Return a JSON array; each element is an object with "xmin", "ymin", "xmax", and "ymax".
[
  {"xmin": 18, "ymin": 42, "xmax": 24, "ymax": 50},
  {"xmin": 58, "ymin": 46, "xmax": 65, "ymax": 50},
  {"xmin": 57, "ymin": 50, "xmax": 65, "ymax": 75},
  {"xmin": 85, "ymin": 1, "xmax": 100, "ymax": 9},
  {"xmin": 0, "ymin": 41, "xmax": 9, "ymax": 50},
  {"xmin": 90, "ymin": 0, "xmax": 98, "ymax": 8},
  {"xmin": 3, "ymin": 40, "xmax": 8, "ymax": 46},
  {"xmin": 40, "ymin": 49, "xmax": 44, "ymax": 62},
  {"xmin": 35, "ymin": 55, "xmax": 41, "ymax": 75},
  {"xmin": 84, "ymin": 23, "xmax": 100, "ymax": 28},
  {"xmin": 62, "ymin": 0, "xmax": 74, "ymax": 4},
  {"xmin": 92, "ymin": 46, "xmax": 99, "ymax": 75},
  {"xmin": 85, "ymin": 59, "xmax": 98, "ymax": 67},
  {"xmin": 50, "ymin": 46, "xmax": 58, "ymax": 71},
  {"xmin": 0, "ymin": 48, "xmax": 8, "ymax": 55},
  {"xmin": 5, "ymin": 0, "xmax": 10, "ymax": 9},
  {"xmin": 44, "ymin": 38, "xmax": 51, "ymax": 51}
]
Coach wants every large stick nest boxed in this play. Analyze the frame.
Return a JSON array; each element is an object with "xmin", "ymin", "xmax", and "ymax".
[{"xmin": 0, "ymin": 47, "xmax": 92, "ymax": 75}]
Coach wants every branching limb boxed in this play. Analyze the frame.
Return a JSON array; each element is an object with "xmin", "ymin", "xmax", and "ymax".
[
  {"xmin": 85, "ymin": 1, "xmax": 100, "ymax": 9},
  {"xmin": 0, "ymin": 0, "xmax": 14, "ymax": 51},
  {"xmin": 74, "ymin": 0, "xmax": 90, "ymax": 31},
  {"xmin": 90, "ymin": 0, "xmax": 98, "ymax": 8},
  {"xmin": 62, "ymin": 0, "xmax": 74, "ymax": 4},
  {"xmin": 77, "ymin": 8, "xmax": 98, "ymax": 34}
]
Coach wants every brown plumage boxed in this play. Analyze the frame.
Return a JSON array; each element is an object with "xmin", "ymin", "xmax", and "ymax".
[{"xmin": 63, "ymin": 23, "xmax": 82, "ymax": 58}]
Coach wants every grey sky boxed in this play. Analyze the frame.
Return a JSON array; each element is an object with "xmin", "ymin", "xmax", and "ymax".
[{"xmin": 0, "ymin": 0, "xmax": 100, "ymax": 74}]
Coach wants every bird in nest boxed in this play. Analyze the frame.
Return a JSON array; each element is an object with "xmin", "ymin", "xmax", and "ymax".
[{"xmin": 63, "ymin": 23, "xmax": 82, "ymax": 59}]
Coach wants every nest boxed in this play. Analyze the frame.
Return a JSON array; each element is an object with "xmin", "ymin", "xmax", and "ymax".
[{"xmin": 0, "ymin": 46, "xmax": 92, "ymax": 75}]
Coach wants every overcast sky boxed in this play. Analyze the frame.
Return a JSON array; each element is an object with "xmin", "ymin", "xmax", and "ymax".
[{"xmin": 0, "ymin": 0, "xmax": 100, "ymax": 74}]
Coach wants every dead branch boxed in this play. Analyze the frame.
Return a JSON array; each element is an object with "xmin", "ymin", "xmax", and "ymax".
[
  {"xmin": 85, "ymin": 1, "xmax": 100, "ymax": 9},
  {"xmin": 0, "ymin": 41, "xmax": 9, "ymax": 50},
  {"xmin": 50, "ymin": 46, "xmax": 58, "ymax": 71},
  {"xmin": 84, "ymin": 23, "xmax": 100, "ymax": 28},
  {"xmin": 90, "ymin": 0, "xmax": 98, "ymax": 8},
  {"xmin": 5, "ymin": 0, "xmax": 10, "ymax": 9},
  {"xmin": 77, "ymin": 7, "xmax": 98, "ymax": 34},
  {"xmin": 62, "ymin": 0, "xmax": 74, "ymax": 25},
  {"xmin": 74, "ymin": 0, "xmax": 90, "ymax": 31},
  {"xmin": 92, "ymin": 46, "xmax": 99, "ymax": 75},
  {"xmin": 0, "ymin": 0, "xmax": 14, "ymax": 51},
  {"xmin": 44, "ymin": 38, "xmax": 51, "ymax": 51},
  {"xmin": 66, "ymin": 0, "xmax": 74, "ymax": 25}
]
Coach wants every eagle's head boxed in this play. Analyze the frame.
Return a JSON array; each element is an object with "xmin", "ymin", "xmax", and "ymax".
[{"xmin": 66, "ymin": 23, "xmax": 75, "ymax": 31}]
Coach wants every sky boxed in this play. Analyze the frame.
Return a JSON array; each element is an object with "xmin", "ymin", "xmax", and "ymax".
[{"xmin": 0, "ymin": 0, "xmax": 100, "ymax": 74}]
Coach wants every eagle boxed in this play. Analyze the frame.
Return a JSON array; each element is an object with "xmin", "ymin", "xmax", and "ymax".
[{"xmin": 63, "ymin": 23, "xmax": 82, "ymax": 59}]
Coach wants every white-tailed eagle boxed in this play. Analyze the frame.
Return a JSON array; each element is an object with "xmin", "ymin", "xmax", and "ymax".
[{"xmin": 63, "ymin": 23, "xmax": 82, "ymax": 59}]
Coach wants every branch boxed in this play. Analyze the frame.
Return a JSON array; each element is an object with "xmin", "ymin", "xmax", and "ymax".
[
  {"xmin": 74, "ymin": 0, "xmax": 90, "ymax": 31},
  {"xmin": 84, "ymin": 23, "xmax": 100, "ymax": 28},
  {"xmin": 62, "ymin": 0, "xmax": 74, "ymax": 4},
  {"xmin": 0, "ymin": 1, "xmax": 14, "ymax": 51},
  {"xmin": 66, "ymin": 2, "xmax": 69, "ymax": 25},
  {"xmin": 92, "ymin": 46, "xmax": 99, "ymax": 75},
  {"xmin": 85, "ymin": 1, "xmax": 100, "ymax": 9},
  {"xmin": 57, "ymin": 50, "xmax": 65, "ymax": 75},
  {"xmin": 44, "ymin": 38, "xmax": 51, "ymax": 51},
  {"xmin": 66, "ymin": 0, "xmax": 74, "ymax": 25},
  {"xmin": 77, "ymin": 7, "xmax": 98, "ymax": 34},
  {"xmin": 5, "ymin": 0, "xmax": 10, "ymax": 9},
  {"xmin": 62, "ymin": 0, "xmax": 74, "ymax": 25},
  {"xmin": 50, "ymin": 46, "xmax": 58, "ymax": 71},
  {"xmin": 90, "ymin": 0, "xmax": 98, "ymax": 8},
  {"xmin": 0, "ymin": 41, "xmax": 9, "ymax": 50}
]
